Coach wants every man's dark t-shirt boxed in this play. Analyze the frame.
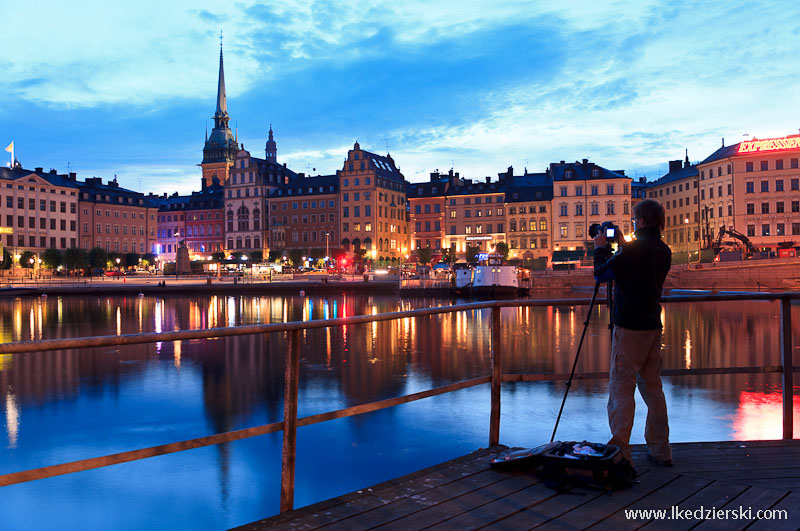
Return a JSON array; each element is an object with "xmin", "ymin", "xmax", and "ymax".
[{"xmin": 593, "ymin": 227, "xmax": 672, "ymax": 330}]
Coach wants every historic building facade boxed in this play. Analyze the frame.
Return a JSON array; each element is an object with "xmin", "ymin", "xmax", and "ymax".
[
  {"xmin": 338, "ymin": 143, "xmax": 409, "ymax": 261},
  {"xmin": 185, "ymin": 181, "xmax": 224, "ymax": 257},
  {"xmin": 444, "ymin": 175, "xmax": 506, "ymax": 259},
  {"xmin": 407, "ymin": 170, "xmax": 451, "ymax": 261},
  {"xmin": 646, "ymin": 155, "xmax": 699, "ymax": 254},
  {"xmin": 0, "ymin": 166, "xmax": 79, "ymax": 259},
  {"xmin": 504, "ymin": 171, "xmax": 552, "ymax": 262},
  {"xmin": 77, "ymin": 177, "xmax": 157, "ymax": 255},
  {"xmin": 267, "ymin": 175, "xmax": 338, "ymax": 256},
  {"xmin": 697, "ymin": 134, "xmax": 800, "ymax": 252},
  {"xmin": 549, "ymin": 159, "xmax": 632, "ymax": 252}
]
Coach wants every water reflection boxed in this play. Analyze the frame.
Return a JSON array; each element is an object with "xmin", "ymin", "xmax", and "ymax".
[{"xmin": 0, "ymin": 293, "xmax": 798, "ymax": 530}]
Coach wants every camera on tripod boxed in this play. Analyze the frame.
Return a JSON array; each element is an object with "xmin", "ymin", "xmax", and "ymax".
[{"xmin": 589, "ymin": 221, "xmax": 621, "ymax": 244}]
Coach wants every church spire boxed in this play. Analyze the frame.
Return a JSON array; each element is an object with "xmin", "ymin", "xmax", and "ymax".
[
  {"xmin": 214, "ymin": 31, "xmax": 228, "ymax": 124},
  {"xmin": 265, "ymin": 123, "xmax": 277, "ymax": 162}
]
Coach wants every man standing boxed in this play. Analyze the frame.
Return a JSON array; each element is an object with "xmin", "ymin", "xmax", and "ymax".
[{"xmin": 593, "ymin": 199, "xmax": 673, "ymax": 467}]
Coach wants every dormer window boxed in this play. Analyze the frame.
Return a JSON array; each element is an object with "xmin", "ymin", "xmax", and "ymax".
[
  {"xmin": 565, "ymin": 170, "xmax": 573, "ymax": 178},
  {"xmin": 592, "ymin": 169, "xmax": 599, "ymax": 177}
]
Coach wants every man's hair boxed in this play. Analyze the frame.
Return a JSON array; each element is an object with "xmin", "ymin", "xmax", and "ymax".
[{"xmin": 633, "ymin": 199, "xmax": 665, "ymax": 231}]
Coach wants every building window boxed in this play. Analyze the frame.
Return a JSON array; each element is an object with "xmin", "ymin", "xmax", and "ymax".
[
  {"xmin": 762, "ymin": 224, "xmax": 770, "ymax": 236},
  {"xmin": 590, "ymin": 203, "xmax": 598, "ymax": 216},
  {"xmin": 746, "ymin": 162, "xmax": 753, "ymax": 172},
  {"xmin": 745, "ymin": 182, "xmax": 754, "ymax": 193},
  {"xmin": 560, "ymin": 186, "xmax": 567, "ymax": 197},
  {"xmin": 761, "ymin": 202, "xmax": 770, "ymax": 214},
  {"xmin": 760, "ymin": 161, "xmax": 768, "ymax": 171},
  {"xmin": 560, "ymin": 204, "xmax": 567, "ymax": 216},
  {"xmin": 559, "ymin": 224, "xmax": 568, "ymax": 239},
  {"xmin": 777, "ymin": 223, "xmax": 785, "ymax": 236}
]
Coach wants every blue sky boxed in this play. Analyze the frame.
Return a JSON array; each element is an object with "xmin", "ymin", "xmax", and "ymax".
[{"xmin": 2, "ymin": 0, "xmax": 799, "ymax": 195}]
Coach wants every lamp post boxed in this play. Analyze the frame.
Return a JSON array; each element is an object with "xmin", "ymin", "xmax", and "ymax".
[
  {"xmin": 684, "ymin": 217, "xmax": 690, "ymax": 264},
  {"xmin": 325, "ymin": 232, "xmax": 330, "ymax": 268},
  {"xmin": 115, "ymin": 257, "xmax": 121, "ymax": 276}
]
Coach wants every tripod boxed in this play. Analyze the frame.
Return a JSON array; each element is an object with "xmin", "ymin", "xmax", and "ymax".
[{"xmin": 550, "ymin": 278, "xmax": 614, "ymax": 443}]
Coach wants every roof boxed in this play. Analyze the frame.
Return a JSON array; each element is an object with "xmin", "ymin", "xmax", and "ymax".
[
  {"xmin": 549, "ymin": 160, "xmax": 629, "ymax": 182},
  {"xmin": 269, "ymin": 174, "xmax": 338, "ymax": 198},
  {"xmin": 505, "ymin": 173, "xmax": 553, "ymax": 202},
  {"xmin": 447, "ymin": 178, "xmax": 506, "ymax": 196},
  {"xmin": 345, "ymin": 143, "xmax": 405, "ymax": 183},
  {"xmin": 408, "ymin": 179, "xmax": 449, "ymax": 198},
  {"xmin": 0, "ymin": 166, "xmax": 79, "ymax": 189},
  {"xmin": 77, "ymin": 177, "xmax": 156, "ymax": 207},
  {"xmin": 699, "ymin": 144, "xmax": 740, "ymax": 165},
  {"xmin": 648, "ymin": 164, "xmax": 698, "ymax": 188}
]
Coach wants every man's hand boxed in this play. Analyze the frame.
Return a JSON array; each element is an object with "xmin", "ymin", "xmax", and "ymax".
[{"xmin": 594, "ymin": 232, "xmax": 607, "ymax": 249}]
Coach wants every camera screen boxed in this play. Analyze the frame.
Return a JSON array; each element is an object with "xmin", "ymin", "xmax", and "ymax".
[{"xmin": 606, "ymin": 228, "xmax": 615, "ymax": 238}]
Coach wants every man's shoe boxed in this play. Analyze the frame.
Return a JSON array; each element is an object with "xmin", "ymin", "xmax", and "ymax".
[{"xmin": 647, "ymin": 452, "xmax": 673, "ymax": 467}]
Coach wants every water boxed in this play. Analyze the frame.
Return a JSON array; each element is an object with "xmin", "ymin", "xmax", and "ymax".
[{"xmin": 0, "ymin": 291, "xmax": 798, "ymax": 530}]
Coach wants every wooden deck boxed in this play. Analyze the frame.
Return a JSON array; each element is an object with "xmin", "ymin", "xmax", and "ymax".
[{"xmin": 235, "ymin": 440, "xmax": 800, "ymax": 530}]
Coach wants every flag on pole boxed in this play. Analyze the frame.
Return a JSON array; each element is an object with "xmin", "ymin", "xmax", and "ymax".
[{"xmin": 5, "ymin": 141, "xmax": 13, "ymax": 168}]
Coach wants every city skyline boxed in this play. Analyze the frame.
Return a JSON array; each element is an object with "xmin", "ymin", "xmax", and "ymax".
[{"xmin": 2, "ymin": 0, "xmax": 799, "ymax": 195}]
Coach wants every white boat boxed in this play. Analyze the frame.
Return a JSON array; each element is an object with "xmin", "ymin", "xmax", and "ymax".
[{"xmin": 451, "ymin": 264, "xmax": 529, "ymax": 296}]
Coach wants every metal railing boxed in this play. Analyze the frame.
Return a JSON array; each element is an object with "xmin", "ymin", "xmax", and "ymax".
[{"xmin": 0, "ymin": 293, "xmax": 797, "ymax": 514}]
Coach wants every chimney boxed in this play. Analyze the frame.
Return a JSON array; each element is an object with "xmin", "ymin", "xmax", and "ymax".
[
  {"xmin": 559, "ymin": 160, "xmax": 565, "ymax": 164},
  {"xmin": 668, "ymin": 160, "xmax": 682, "ymax": 172},
  {"xmin": 49, "ymin": 168, "xmax": 57, "ymax": 174},
  {"xmin": 69, "ymin": 172, "xmax": 77, "ymax": 180},
  {"xmin": 485, "ymin": 177, "xmax": 491, "ymax": 183},
  {"xmin": 582, "ymin": 158, "xmax": 588, "ymax": 165},
  {"xmin": 35, "ymin": 167, "xmax": 43, "ymax": 173},
  {"xmin": 639, "ymin": 177, "xmax": 646, "ymax": 183},
  {"xmin": 722, "ymin": 137, "xmax": 725, "ymax": 147}
]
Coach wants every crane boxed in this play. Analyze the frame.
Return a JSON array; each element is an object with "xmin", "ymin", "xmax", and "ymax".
[{"xmin": 712, "ymin": 226, "xmax": 761, "ymax": 259}]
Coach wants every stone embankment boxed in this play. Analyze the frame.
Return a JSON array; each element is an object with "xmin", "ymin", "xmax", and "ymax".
[{"xmin": 532, "ymin": 259, "xmax": 800, "ymax": 291}]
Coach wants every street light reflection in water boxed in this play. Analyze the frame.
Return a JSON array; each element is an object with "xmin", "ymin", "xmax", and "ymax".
[{"xmin": 0, "ymin": 292, "xmax": 797, "ymax": 531}]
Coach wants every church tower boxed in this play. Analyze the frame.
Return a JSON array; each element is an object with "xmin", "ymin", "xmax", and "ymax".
[
  {"xmin": 265, "ymin": 124, "xmax": 277, "ymax": 162},
  {"xmin": 201, "ymin": 37, "xmax": 239, "ymax": 187}
]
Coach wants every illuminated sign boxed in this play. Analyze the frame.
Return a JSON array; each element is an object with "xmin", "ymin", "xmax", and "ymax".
[
  {"xmin": 738, "ymin": 136, "xmax": 800, "ymax": 154},
  {"xmin": 0, "ymin": 227, "xmax": 12, "ymax": 234},
  {"xmin": 477, "ymin": 253, "xmax": 489, "ymax": 260},
  {"xmin": 466, "ymin": 236, "xmax": 493, "ymax": 241}
]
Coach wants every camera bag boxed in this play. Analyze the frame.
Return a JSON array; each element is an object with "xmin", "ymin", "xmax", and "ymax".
[{"xmin": 540, "ymin": 440, "xmax": 636, "ymax": 491}]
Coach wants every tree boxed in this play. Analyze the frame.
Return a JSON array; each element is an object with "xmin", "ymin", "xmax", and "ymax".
[
  {"xmin": 268, "ymin": 250, "xmax": 283, "ymax": 262},
  {"xmin": 417, "ymin": 247, "xmax": 433, "ymax": 265},
  {"xmin": 286, "ymin": 249, "xmax": 304, "ymax": 266},
  {"xmin": 1, "ymin": 247, "xmax": 12, "ymax": 270},
  {"xmin": 42, "ymin": 248, "xmax": 63, "ymax": 269},
  {"xmin": 89, "ymin": 247, "xmax": 109, "ymax": 272},
  {"xmin": 229, "ymin": 251, "xmax": 244, "ymax": 261},
  {"xmin": 494, "ymin": 242, "xmax": 509, "ymax": 261},
  {"xmin": 466, "ymin": 246, "xmax": 480, "ymax": 264},
  {"xmin": 248, "ymin": 250, "xmax": 263, "ymax": 262},
  {"xmin": 64, "ymin": 248, "xmax": 89, "ymax": 273},
  {"xmin": 125, "ymin": 252, "xmax": 141, "ymax": 269},
  {"xmin": 442, "ymin": 247, "xmax": 456, "ymax": 264},
  {"xmin": 211, "ymin": 252, "xmax": 226, "ymax": 263},
  {"xmin": 20, "ymin": 250, "xmax": 36, "ymax": 269},
  {"xmin": 141, "ymin": 253, "xmax": 157, "ymax": 267}
]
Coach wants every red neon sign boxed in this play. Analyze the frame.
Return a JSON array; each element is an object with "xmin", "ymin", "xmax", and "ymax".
[{"xmin": 738, "ymin": 136, "xmax": 800, "ymax": 154}]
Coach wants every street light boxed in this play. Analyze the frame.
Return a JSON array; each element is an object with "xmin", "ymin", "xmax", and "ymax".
[
  {"xmin": 684, "ymin": 218, "xmax": 690, "ymax": 265},
  {"xmin": 173, "ymin": 231, "xmax": 180, "ymax": 280},
  {"xmin": 115, "ymin": 257, "xmax": 121, "ymax": 274},
  {"xmin": 325, "ymin": 232, "xmax": 330, "ymax": 268}
]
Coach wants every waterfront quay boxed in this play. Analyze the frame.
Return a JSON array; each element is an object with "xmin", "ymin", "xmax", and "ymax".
[
  {"xmin": 241, "ymin": 440, "xmax": 800, "ymax": 530},
  {"xmin": 1, "ymin": 292, "xmax": 797, "ymax": 530}
]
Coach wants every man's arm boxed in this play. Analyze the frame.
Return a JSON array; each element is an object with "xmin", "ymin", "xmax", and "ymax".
[{"xmin": 593, "ymin": 246, "xmax": 616, "ymax": 282}]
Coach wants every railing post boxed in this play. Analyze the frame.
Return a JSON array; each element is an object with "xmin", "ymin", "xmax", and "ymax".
[
  {"xmin": 489, "ymin": 305, "xmax": 502, "ymax": 447},
  {"xmin": 780, "ymin": 298, "xmax": 794, "ymax": 440},
  {"xmin": 280, "ymin": 329, "xmax": 301, "ymax": 513}
]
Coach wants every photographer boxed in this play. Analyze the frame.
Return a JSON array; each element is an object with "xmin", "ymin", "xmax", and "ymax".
[{"xmin": 593, "ymin": 199, "xmax": 672, "ymax": 468}]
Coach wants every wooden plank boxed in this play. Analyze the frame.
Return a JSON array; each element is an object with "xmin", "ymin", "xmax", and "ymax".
[
  {"xmin": 486, "ymin": 487, "xmax": 608, "ymax": 529},
  {"xmin": 297, "ymin": 377, "xmax": 491, "ymax": 428},
  {"xmin": 643, "ymin": 480, "xmax": 748, "ymax": 531},
  {"xmin": 425, "ymin": 481, "xmax": 558, "ymax": 530},
  {"xmin": 534, "ymin": 470, "xmax": 680, "ymax": 531},
  {"xmin": 242, "ymin": 449, "xmax": 500, "ymax": 530},
  {"xmin": 747, "ymin": 492, "xmax": 800, "ymax": 531},
  {"xmin": 490, "ymin": 306, "xmax": 502, "ymax": 447},
  {"xmin": 693, "ymin": 486, "xmax": 788, "ymax": 531},
  {"xmin": 346, "ymin": 469, "xmax": 518, "ymax": 529},
  {"xmin": 368, "ymin": 473, "xmax": 540, "ymax": 530},
  {"xmin": 587, "ymin": 475, "xmax": 711, "ymax": 530},
  {"xmin": 280, "ymin": 329, "xmax": 301, "ymax": 513},
  {"xmin": 780, "ymin": 299, "xmax": 793, "ymax": 440}
]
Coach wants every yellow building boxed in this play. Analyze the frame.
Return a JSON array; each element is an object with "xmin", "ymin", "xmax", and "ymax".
[
  {"xmin": 549, "ymin": 160, "xmax": 632, "ymax": 252},
  {"xmin": 646, "ymin": 156, "xmax": 699, "ymax": 258},
  {"xmin": 698, "ymin": 134, "xmax": 800, "ymax": 252}
]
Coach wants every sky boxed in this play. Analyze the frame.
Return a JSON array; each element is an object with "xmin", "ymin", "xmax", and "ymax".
[{"xmin": 1, "ymin": 0, "xmax": 799, "ymax": 195}]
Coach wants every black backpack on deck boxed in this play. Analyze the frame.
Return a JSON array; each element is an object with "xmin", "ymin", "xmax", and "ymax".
[{"xmin": 540, "ymin": 440, "xmax": 636, "ymax": 491}]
